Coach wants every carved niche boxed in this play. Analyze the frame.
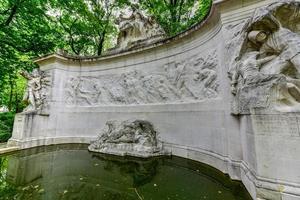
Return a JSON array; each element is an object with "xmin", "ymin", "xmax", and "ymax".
[
  {"xmin": 64, "ymin": 50, "xmax": 219, "ymax": 106},
  {"xmin": 88, "ymin": 119, "xmax": 168, "ymax": 157},
  {"xmin": 21, "ymin": 69, "xmax": 51, "ymax": 113},
  {"xmin": 228, "ymin": 1, "xmax": 300, "ymax": 114},
  {"xmin": 111, "ymin": 9, "xmax": 166, "ymax": 52}
]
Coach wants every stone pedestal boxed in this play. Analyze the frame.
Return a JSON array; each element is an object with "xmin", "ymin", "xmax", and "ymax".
[
  {"xmin": 8, "ymin": 114, "xmax": 34, "ymax": 146},
  {"xmin": 242, "ymin": 113, "xmax": 300, "ymax": 200},
  {"xmin": 8, "ymin": 113, "xmax": 51, "ymax": 148}
]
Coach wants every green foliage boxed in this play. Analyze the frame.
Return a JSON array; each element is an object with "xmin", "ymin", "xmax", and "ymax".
[
  {"xmin": 0, "ymin": 157, "xmax": 18, "ymax": 200},
  {"xmin": 0, "ymin": 75, "xmax": 27, "ymax": 113},
  {"xmin": 0, "ymin": 0, "xmax": 212, "ymax": 115},
  {"xmin": 138, "ymin": 0, "xmax": 212, "ymax": 36},
  {"xmin": 0, "ymin": 112, "xmax": 14, "ymax": 142},
  {"xmin": 0, "ymin": 0, "xmax": 131, "ymax": 112},
  {"xmin": 0, "ymin": 0, "xmax": 58, "ymax": 112},
  {"xmin": 51, "ymin": 0, "xmax": 130, "ymax": 56}
]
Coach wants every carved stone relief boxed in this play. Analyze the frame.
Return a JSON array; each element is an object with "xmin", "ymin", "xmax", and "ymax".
[
  {"xmin": 227, "ymin": 1, "xmax": 300, "ymax": 114},
  {"xmin": 21, "ymin": 69, "xmax": 51, "ymax": 113},
  {"xmin": 65, "ymin": 51, "xmax": 219, "ymax": 106},
  {"xmin": 110, "ymin": 9, "xmax": 166, "ymax": 52},
  {"xmin": 88, "ymin": 119, "xmax": 168, "ymax": 157}
]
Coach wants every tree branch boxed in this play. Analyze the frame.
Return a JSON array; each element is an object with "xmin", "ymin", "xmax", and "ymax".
[
  {"xmin": 0, "ymin": 0, "xmax": 26, "ymax": 28},
  {"xmin": 0, "ymin": 5, "xmax": 17, "ymax": 27}
]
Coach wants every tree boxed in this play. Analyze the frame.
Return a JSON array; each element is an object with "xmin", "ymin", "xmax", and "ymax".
[
  {"xmin": 52, "ymin": 0, "xmax": 129, "ymax": 56},
  {"xmin": 0, "ymin": 0, "xmax": 58, "ymax": 56},
  {"xmin": 0, "ymin": 157, "xmax": 18, "ymax": 198},
  {"xmin": 0, "ymin": 0, "xmax": 59, "ymax": 112},
  {"xmin": 138, "ymin": 0, "xmax": 212, "ymax": 36},
  {"xmin": 0, "ymin": 0, "xmax": 130, "ymax": 141}
]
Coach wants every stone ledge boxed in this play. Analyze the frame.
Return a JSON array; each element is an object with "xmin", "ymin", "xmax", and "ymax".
[{"xmin": 0, "ymin": 146, "xmax": 20, "ymax": 155}]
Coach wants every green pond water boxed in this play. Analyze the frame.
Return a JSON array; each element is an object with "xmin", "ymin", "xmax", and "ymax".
[{"xmin": 0, "ymin": 145, "xmax": 252, "ymax": 200}]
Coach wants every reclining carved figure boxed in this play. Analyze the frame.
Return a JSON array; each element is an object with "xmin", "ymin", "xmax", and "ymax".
[{"xmin": 89, "ymin": 119, "xmax": 167, "ymax": 157}]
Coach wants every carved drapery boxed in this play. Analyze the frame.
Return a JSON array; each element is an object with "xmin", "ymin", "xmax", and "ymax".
[{"xmin": 228, "ymin": 1, "xmax": 300, "ymax": 114}]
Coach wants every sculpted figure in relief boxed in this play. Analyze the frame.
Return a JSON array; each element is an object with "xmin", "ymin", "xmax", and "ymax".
[
  {"xmin": 228, "ymin": 1, "xmax": 300, "ymax": 114},
  {"xmin": 88, "ymin": 119, "xmax": 167, "ymax": 157},
  {"xmin": 249, "ymin": 16, "xmax": 300, "ymax": 75},
  {"xmin": 65, "ymin": 50, "xmax": 219, "ymax": 106},
  {"xmin": 113, "ymin": 9, "xmax": 165, "ymax": 51},
  {"xmin": 21, "ymin": 69, "xmax": 50, "ymax": 113},
  {"xmin": 230, "ymin": 51, "xmax": 278, "ymax": 95}
]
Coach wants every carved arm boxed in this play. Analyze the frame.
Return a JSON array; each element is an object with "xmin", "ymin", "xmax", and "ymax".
[
  {"xmin": 230, "ymin": 66, "xmax": 240, "ymax": 95},
  {"xmin": 34, "ymin": 79, "xmax": 42, "ymax": 91},
  {"xmin": 20, "ymin": 70, "xmax": 32, "ymax": 80},
  {"xmin": 257, "ymin": 55, "xmax": 276, "ymax": 67}
]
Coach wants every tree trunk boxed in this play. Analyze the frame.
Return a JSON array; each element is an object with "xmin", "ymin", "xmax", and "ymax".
[
  {"xmin": 0, "ymin": 1, "xmax": 22, "ymax": 28},
  {"xmin": 97, "ymin": 32, "xmax": 106, "ymax": 56},
  {"xmin": 8, "ymin": 77, "xmax": 14, "ymax": 112},
  {"xmin": 14, "ymin": 82, "xmax": 19, "ymax": 113}
]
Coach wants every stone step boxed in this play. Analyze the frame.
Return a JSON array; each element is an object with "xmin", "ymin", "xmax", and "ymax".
[{"xmin": 0, "ymin": 146, "xmax": 19, "ymax": 154}]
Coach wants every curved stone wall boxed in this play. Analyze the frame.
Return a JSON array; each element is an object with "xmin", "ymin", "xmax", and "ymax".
[{"xmin": 8, "ymin": 0, "xmax": 300, "ymax": 199}]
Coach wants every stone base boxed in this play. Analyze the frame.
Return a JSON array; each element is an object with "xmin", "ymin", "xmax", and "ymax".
[
  {"xmin": 88, "ymin": 143, "xmax": 170, "ymax": 158},
  {"xmin": 241, "ymin": 112, "xmax": 300, "ymax": 200}
]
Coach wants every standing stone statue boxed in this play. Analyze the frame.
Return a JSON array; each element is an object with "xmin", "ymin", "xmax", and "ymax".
[{"xmin": 21, "ymin": 68, "xmax": 50, "ymax": 113}]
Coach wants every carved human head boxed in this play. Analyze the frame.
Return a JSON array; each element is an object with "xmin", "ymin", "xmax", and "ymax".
[
  {"xmin": 32, "ymin": 69, "xmax": 40, "ymax": 77},
  {"xmin": 248, "ymin": 31, "xmax": 268, "ymax": 44},
  {"xmin": 133, "ymin": 10, "xmax": 143, "ymax": 20}
]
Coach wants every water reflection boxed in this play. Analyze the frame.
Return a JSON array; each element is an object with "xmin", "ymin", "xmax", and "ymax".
[
  {"xmin": 92, "ymin": 154, "xmax": 159, "ymax": 187},
  {"xmin": 0, "ymin": 145, "xmax": 251, "ymax": 200},
  {"xmin": 0, "ymin": 157, "xmax": 18, "ymax": 200}
]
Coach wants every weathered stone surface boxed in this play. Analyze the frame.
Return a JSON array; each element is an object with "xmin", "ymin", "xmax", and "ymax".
[
  {"xmin": 20, "ymin": 69, "xmax": 51, "ymax": 113},
  {"xmin": 64, "ymin": 50, "xmax": 218, "ymax": 106},
  {"xmin": 111, "ymin": 9, "xmax": 165, "ymax": 52},
  {"xmin": 251, "ymin": 114, "xmax": 300, "ymax": 137},
  {"xmin": 88, "ymin": 119, "xmax": 168, "ymax": 157},
  {"xmin": 228, "ymin": 0, "xmax": 300, "ymax": 114}
]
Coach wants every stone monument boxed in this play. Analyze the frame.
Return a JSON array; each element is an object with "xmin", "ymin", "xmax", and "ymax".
[
  {"xmin": 110, "ymin": 9, "xmax": 165, "ymax": 52},
  {"xmin": 226, "ymin": 1, "xmax": 300, "ymax": 199},
  {"xmin": 20, "ymin": 68, "xmax": 51, "ymax": 114},
  {"xmin": 228, "ymin": 0, "xmax": 300, "ymax": 114},
  {"xmin": 8, "ymin": 1, "xmax": 300, "ymax": 199},
  {"xmin": 88, "ymin": 119, "xmax": 167, "ymax": 157},
  {"xmin": 64, "ymin": 50, "xmax": 218, "ymax": 106}
]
